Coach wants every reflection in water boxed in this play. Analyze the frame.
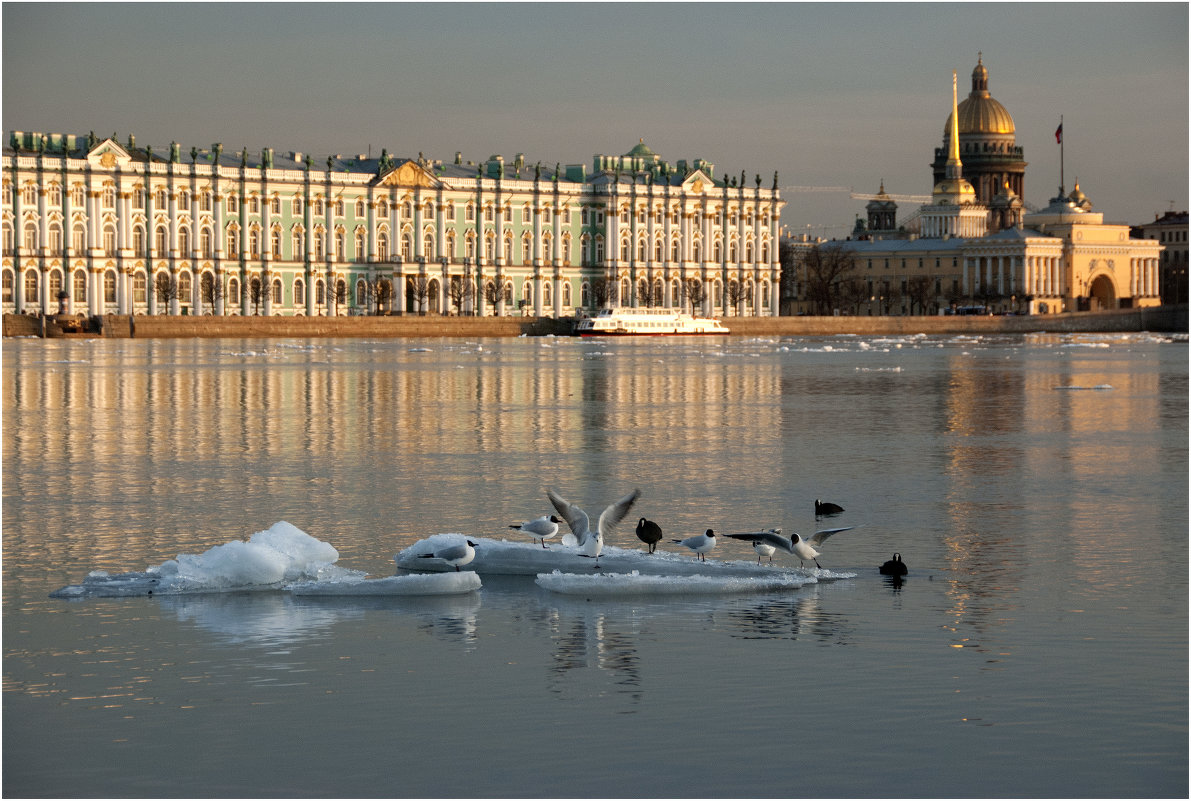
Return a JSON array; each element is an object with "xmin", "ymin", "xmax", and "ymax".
[
  {"xmin": 543, "ymin": 602, "xmax": 643, "ymax": 709},
  {"xmin": 716, "ymin": 586, "xmax": 851, "ymax": 642}
]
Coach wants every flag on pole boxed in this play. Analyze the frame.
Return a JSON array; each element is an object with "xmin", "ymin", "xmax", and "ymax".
[{"xmin": 1055, "ymin": 123, "xmax": 1063, "ymax": 144}]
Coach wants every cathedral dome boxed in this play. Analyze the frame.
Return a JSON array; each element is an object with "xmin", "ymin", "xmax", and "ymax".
[
  {"xmin": 943, "ymin": 54, "xmax": 1016, "ymax": 137},
  {"xmin": 625, "ymin": 139, "xmax": 657, "ymax": 159}
]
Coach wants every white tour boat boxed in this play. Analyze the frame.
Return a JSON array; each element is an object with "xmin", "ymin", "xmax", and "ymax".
[{"xmin": 574, "ymin": 307, "xmax": 729, "ymax": 336}]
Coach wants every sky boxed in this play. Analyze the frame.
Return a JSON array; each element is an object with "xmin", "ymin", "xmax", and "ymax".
[{"xmin": 3, "ymin": 2, "xmax": 1187, "ymax": 235}]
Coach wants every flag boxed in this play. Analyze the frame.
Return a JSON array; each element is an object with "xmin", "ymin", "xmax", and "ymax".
[{"xmin": 1055, "ymin": 123, "xmax": 1063, "ymax": 144}]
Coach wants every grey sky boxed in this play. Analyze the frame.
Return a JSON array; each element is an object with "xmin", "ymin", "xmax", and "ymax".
[{"xmin": 4, "ymin": 2, "xmax": 1186, "ymax": 234}]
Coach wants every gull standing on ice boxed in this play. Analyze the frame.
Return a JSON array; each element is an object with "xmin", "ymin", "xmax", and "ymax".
[
  {"xmin": 726, "ymin": 527, "xmax": 854, "ymax": 570},
  {"xmin": 635, "ymin": 517, "xmax": 664, "ymax": 554},
  {"xmin": 547, "ymin": 488, "xmax": 641, "ymax": 569},
  {"xmin": 509, "ymin": 515, "xmax": 561, "ymax": 548},
  {"xmin": 418, "ymin": 540, "xmax": 478, "ymax": 571},
  {"xmin": 672, "ymin": 529, "xmax": 717, "ymax": 561},
  {"xmin": 752, "ymin": 540, "xmax": 777, "ymax": 564}
]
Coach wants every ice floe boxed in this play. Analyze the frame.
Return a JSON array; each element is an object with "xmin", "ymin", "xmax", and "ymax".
[
  {"xmin": 398, "ymin": 534, "xmax": 856, "ymax": 582},
  {"xmin": 50, "ymin": 522, "xmax": 479, "ymax": 599}
]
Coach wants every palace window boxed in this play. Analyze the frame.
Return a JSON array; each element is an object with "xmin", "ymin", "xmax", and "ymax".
[
  {"xmin": 73, "ymin": 270, "xmax": 86, "ymax": 303},
  {"xmin": 522, "ymin": 235, "xmax": 532, "ymax": 264},
  {"xmin": 104, "ymin": 270, "xmax": 116, "ymax": 303},
  {"xmin": 292, "ymin": 230, "xmax": 304, "ymax": 258},
  {"xmin": 249, "ymin": 229, "xmax": 260, "ymax": 258},
  {"xmin": 73, "ymin": 186, "xmax": 86, "ymax": 206},
  {"xmin": 271, "ymin": 196, "xmax": 280, "ymax": 214},
  {"xmin": 199, "ymin": 191, "xmax": 211, "ymax": 212},
  {"xmin": 272, "ymin": 278, "xmax": 282, "ymax": 306},
  {"xmin": 315, "ymin": 230, "xmax": 326, "ymax": 260},
  {"xmin": 401, "ymin": 233, "xmax": 411, "ymax": 261},
  {"xmin": 48, "ymin": 185, "xmax": 61, "ymax": 206},
  {"xmin": 424, "ymin": 232, "xmax": 434, "ymax": 259},
  {"xmin": 1, "ymin": 270, "xmax": 11, "ymax": 303},
  {"xmin": 24, "ymin": 270, "xmax": 38, "ymax": 303},
  {"xmin": 49, "ymin": 224, "xmax": 63, "ymax": 255},
  {"xmin": 293, "ymin": 196, "xmax": 303, "ymax": 216},
  {"xmin": 200, "ymin": 229, "xmax": 213, "ymax": 259},
  {"xmin": 178, "ymin": 189, "xmax": 189, "ymax": 209},
  {"xmin": 465, "ymin": 202, "xmax": 475, "ymax": 223},
  {"xmin": 22, "ymin": 222, "xmax": 37, "ymax": 252},
  {"xmin": 227, "ymin": 226, "xmax": 239, "ymax": 256},
  {"xmin": 333, "ymin": 231, "xmax": 344, "ymax": 260},
  {"xmin": 355, "ymin": 199, "xmax": 365, "ymax": 218},
  {"xmin": 377, "ymin": 232, "xmax": 389, "ymax": 261},
  {"xmin": 294, "ymin": 278, "xmax": 304, "ymax": 307},
  {"xmin": 334, "ymin": 199, "xmax": 343, "ymax": 216},
  {"xmin": 22, "ymin": 184, "xmax": 37, "ymax": 205},
  {"xmin": 313, "ymin": 197, "xmax": 324, "ymax": 215},
  {"xmin": 249, "ymin": 195, "xmax": 259, "ymax": 214},
  {"xmin": 271, "ymin": 230, "xmax": 282, "ymax": 258},
  {"xmin": 227, "ymin": 194, "xmax": 238, "ymax": 213},
  {"xmin": 155, "ymin": 188, "xmax": 167, "ymax": 208},
  {"xmin": 104, "ymin": 225, "xmax": 117, "ymax": 254},
  {"xmin": 355, "ymin": 230, "xmax": 366, "ymax": 260},
  {"xmin": 74, "ymin": 224, "xmax": 87, "ymax": 253},
  {"xmin": 134, "ymin": 272, "xmax": 147, "ymax": 303}
]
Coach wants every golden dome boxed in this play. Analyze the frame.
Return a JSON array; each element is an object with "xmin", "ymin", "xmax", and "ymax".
[{"xmin": 942, "ymin": 54, "xmax": 1016, "ymax": 137}]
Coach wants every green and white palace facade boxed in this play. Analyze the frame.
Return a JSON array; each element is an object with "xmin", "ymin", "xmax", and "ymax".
[{"xmin": 2, "ymin": 133, "xmax": 784, "ymax": 318}]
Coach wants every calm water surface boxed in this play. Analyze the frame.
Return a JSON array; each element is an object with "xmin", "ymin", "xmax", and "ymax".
[{"xmin": 3, "ymin": 333, "xmax": 1187, "ymax": 798}]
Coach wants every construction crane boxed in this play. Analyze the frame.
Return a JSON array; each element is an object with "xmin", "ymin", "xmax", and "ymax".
[
  {"xmin": 779, "ymin": 185, "xmax": 852, "ymax": 193},
  {"xmin": 849, "ymin": 190, "xmax": 932, "ymax": 203}
]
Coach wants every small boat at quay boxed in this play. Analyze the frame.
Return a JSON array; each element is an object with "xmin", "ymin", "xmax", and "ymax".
[{"xmin": 573, "ymin": 307, "xmax": 729, "ymax": 336}]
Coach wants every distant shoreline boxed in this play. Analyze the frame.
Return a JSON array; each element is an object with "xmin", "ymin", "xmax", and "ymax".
[{"xmin": 4, "ymin": 306, "xmax": 1186, "ymax": 340}]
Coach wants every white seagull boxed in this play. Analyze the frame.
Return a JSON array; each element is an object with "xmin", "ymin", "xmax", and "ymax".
[
  {"xmin": 418, "ymin": 539, "xmax": 478, "ymax": 571},
  {"xmin": 672, "ymin": 529, "xmax": 717, "ymax": 561},
  {"xmin": 726, "ymin": 526, "xmax": 854, "ymax": 570},
  {"xmin": 752, "ymin": 540, "xmax": 777, "ymax": 564},
  {"xmin": 547, "ymin": 488, "xmax": 641, "ymax": 569},
  {"xmin": 509, "ymin": 514, "xmax": 562, "ymax": 548}
]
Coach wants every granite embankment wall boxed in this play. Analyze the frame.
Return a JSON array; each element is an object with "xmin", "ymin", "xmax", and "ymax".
[{"xmin": 5, "ymin": 305, "xmax": 1186, "ymax": 339}]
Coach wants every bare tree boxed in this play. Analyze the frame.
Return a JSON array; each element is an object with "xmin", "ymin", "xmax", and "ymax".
[
  {"xmin": 725, "ymin": 279, "xmax": 748, "ymax": 316},
  {"xmin": 448, "ymin": 275, "xmax": 475, "ymax": 315},
  {"xmin": 684, "ymin": 278, "xmax": 706, "ymax": 315},
  {"xmin": 248, "ymin": 275, "xmax": 268, "ymax": 315},
  {"xmin": 483, "ymin": 280, "xmax": 502, "ymax": 315},
  {"xmin": 155, "ymin": 272, "xmax": 179, "ymax": 312},
  {"xmin": 802, "ymin": 243, "xmax": 857, "ymax": 315},
  {"xmin": 375, "ymin": 279, "xmax": 393, "ymax": 315},
  {"xmin": 409, "ymin": 274, "xmax": 432, "ymax": 314},
  {"xmin": 591, "ymin": 277, "xmax": 612, "ymax": 309},
  {"xmin": 200, "ymin": 272, "xmax": 224, "ymax": 315},
  {"xmin": 906, "ymin": 275, "xmax": 935, "ymax": 315},
  {"xmin": 839, "ymin": 277, "xmax": 869, "ymax": 316}
]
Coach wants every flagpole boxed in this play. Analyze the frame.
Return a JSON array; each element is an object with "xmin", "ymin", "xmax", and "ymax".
[{"xmin": 1059, "ymin": 115, "xmax": 1064, "ymax": 195}]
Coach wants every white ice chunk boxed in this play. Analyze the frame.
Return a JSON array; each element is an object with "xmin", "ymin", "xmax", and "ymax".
[{"xmin": 290, "ymin": 571, "xmax": 481, "ymax": 596}]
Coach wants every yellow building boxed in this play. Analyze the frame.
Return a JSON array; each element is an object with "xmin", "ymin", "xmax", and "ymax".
[{"xmin": 787, "ymin": 56, "xmax": 1163, "ymax": 316}]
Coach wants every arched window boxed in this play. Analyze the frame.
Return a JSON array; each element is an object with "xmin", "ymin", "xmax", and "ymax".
[
  {"xmin": 713, "ymin": 240, "xmax": 722, "ymax": 263},
  {"xmin": 521, "ymin": 234, "xmax": 532, "ymax": 264},
  {"xmin": 503, "ymin": 234, "xmax": 513, "ymax": 264},
  {"xmin": 355, "ymin": 199, "xmax": 365, "ymax": 218},
  {"xmin": 377, "ymin": 231, "xmax": 389, "ymax": 261},
  {"xmin": 22, "ymin": 184, "xmax": 37, "ymax": 205},
  {"xmin": 74, "ymin": 224, "xmax": 87, "ymax": 254},
  {"xmin": 153, "ymin": 225, "xmax": 167, "ymax": 255},
  {"xmin": 249, "ymin": 229, "xmax": 260, "ymax": 258},
  {"xmin": 2, "ymin": 222, "xmax": 12, "ymax": 255},
  {"xmin": 292, "ymin": 229, "xmax": 304, "ymax": 259},
  {"xmin": 638, "ymin": 238, "xmax": 646, "ymax": 261},
  {"xmin": 356, "ymin": 279, "xmax": 367, "ymax": 305},
  {"xmin": 581, "ymin": 282, "xmax": 590, "ymax": 307},
  {"xmin": 24, "ymin": 270, "xmax": 38, "ymax": 302},
  {"xmin": 400, "ymin": 233, "xmax": 412, "ymax": 261},
  {"xmin": 563, "ymin": 281, "xmax": 572, "ymax": 307},
  {"xmin": 729, "ymin": 241, "xmax": 737, "ymax": 263},
  {"xmin": 134, "ymin": 271, "xmax": 147, "ymax": 303},
  {"xmin": 1, "ymin": 269, "xmax": 12, "ymax": 303},
  {"xmin": 23, "ymin": 222, "xmax": 38, "ymax": 252},
  {"xmin": 178, "ymin": 272, "xmax": 192, "ymax": 304},
  {"xmin": 73, "ymin": 270, "xmax": 87, "ymax": 303},
  {"xmin": 49, "ymin": 223, "xmax": 63, "ymax": 255},
  {"xmin": 424, "ymin": 231, "xmax": 434, "ymax": 259},
  {"xmin": 48, "ymin": 270, "xmax": 62, "ymax": 304},
  {"xmin": 672, "ymin": 238, "xmax": 680, "ymax": 262},
  {"xmin": 446, "ymin": 231, "xmax": 457, "ymax": 260},
  {"xmin": 354, "ymin": 230, "xmax": 366, "ymax": 260},
  {"xmin": 655, "ymin": 239, "xmax": 663, "ymax": 262},
  {"xmin": 228, "ymin": 277, "xmax": 239, "ymax": 305},
  {"xmin": 314, "ymin": 230, "xmax": 325, "ymax": 260},
  {"xmin": 332, "ymin": 231, "xmax": 343, "ymax": 260},
  {"xmin": 227, "ymin": 226, "xmax": 239, "ymax": 256},
  {"xmin": 178, "ymin": 227, "xmax": 190, "ymax": 256},
  {"xmin": 620, "ymin": 278, "xmax": 630, "ymax": 303},
  {"xmin": 269, "ymin": 278, "xmax": 281, "ymax": 306},
  {"xmin": 200, "ymin": 228, "xmax": 213, "ymax": 259},
  {"xmin": 104, "ymin": 270, "xmax": 117, "ymax": 303},
  {"xmin": 102, "ymin": 186, "xmax": 116, "ymax": 208},
  {"xmin": 693, "ymin": 240, "xmax": 702, "ymax": 263},
  {"xmin": 133, "ymin": 225, "xmax": 146, "ymax": 256},
  {"xmin": 103, "ymin": 225, "xmax": 117, "ymax": 254},
  {"xmin": 745, "ymin": 241, "xmax": 753, "ymax": 264},
  {"xmin": 271, "ymin": 229, "xmax": 282, "ymax": 258}
]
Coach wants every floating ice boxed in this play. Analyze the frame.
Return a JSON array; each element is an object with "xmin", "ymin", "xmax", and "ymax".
[
  {"xmin": 1054, "ymin": 384, "xmax": 1114, "ymax": 391},
  {"xmin": 53, "ymin": 522, "xmax": 360, "ymax": 598},
  {"xmin": 535, "ymin": 569, "xmax": 817, "ymax": 596},
  {"xmin": 398, "ymin": 535, "xmax": 857, "ymax": 582},
  {"xmin": 290, "ymin": 571, "xmax": 481, "ymax": 596}
]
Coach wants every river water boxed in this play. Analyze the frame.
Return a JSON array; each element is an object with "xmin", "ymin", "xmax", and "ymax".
[{"xmin": 3, "ymin": 333, "xmax": 1187, "ymax": 798}]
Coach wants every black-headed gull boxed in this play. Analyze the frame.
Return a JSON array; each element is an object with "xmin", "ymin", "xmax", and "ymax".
[
  {"xmin": 509, "ymin": 515, "xmax": 561, "ymax": 548},
  {"xmin": 879, "ymin": 553, "xmax": 908, "ymax": 576},
  {"xmin": 635, "ymin": 517, "xmax": 663, "ymax": 553},
  {"xmin": 751, "ymin": 540, "xmax": 776, "ymax": 563},
  {"xmin": 418, "ymin": 540, "xmax": 478, "ymax": 571},
  {"xmin": 547, "ymin": 488, "xmax": 640, "ymax": 569},
  {"xmin": 672, "ymin": 529, "xmax": 717, "ymax": 561},
  {"xmin": 726, "ymin": 526, "xmax": 854, "ymax": 569}
]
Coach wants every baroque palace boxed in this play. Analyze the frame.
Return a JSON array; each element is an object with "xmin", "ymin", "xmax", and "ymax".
[
  {"xmin": 2, "ymin": 136, "xmax": 784, "ymax": 318},
  {"xmin": 787, "ymin": 55, "xmax": 1163, "ymax": 316}
]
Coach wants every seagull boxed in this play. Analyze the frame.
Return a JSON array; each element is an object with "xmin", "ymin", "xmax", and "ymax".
[
  {"xmin": 635, "ymin": 517, "xmax": 663, "ymax": 553},
  {"xmin": 672, "ymin": 529, "xmax": 717, "ymax": 561},
  {"xmin": 547, "ymin": 488, "xmax": 640, "ymax": 569},
  {"xmin": 418, "ymin": 539, "xmax": 478, "ymax": 571},
  {"xmin": 752, "ymin": 540, "xmax": 777, "ymax": 564},
  {"xmin": 880, "ymin": 553, "xmax": 908, "ymax": 576},
  {"xmin": 509, "ymin": 515, "xmax": 561, "ymax": 548},
  {"xmin": 815, "ymin": 499, "xmax": 845, "ymax": 518},
  {"xmin": 726, "ymin": 526, "xmax": 854, "ymax": 570}
]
